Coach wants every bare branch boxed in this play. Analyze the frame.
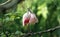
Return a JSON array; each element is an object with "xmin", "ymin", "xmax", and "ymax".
[
  {"xmin": 0, "ymin": 0, "xmax": 24, "ymax": 9},
  {"xmin": 0, "ymin": 0, "xmax": 24, "ymax": 14},
  {"xmin": 0, "ymin": 0, "xmax": 11, "ymax": 6},
  {"xmin": 20, "ymin": 26, "xmax": 60, "ymax": 37}
]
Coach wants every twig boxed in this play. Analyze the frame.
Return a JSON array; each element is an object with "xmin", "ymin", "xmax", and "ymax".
[
  {"xmin": 20, "ymin": 26, "xmax": 60, "ymax": 37},
  {"xmin": 0, "ymin": 0, "xmax": 11, "ymax": 6}
]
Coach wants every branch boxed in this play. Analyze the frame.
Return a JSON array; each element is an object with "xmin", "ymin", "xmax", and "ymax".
[
  {"xmin": 0, "ymin": 0, "xmax": 24, "ymax": 9},
  {"xmin": 0, "ymin": 0, "xmax": 11, "ymax": 6},
  {"xmin": 20, "ymin": 26, "xmax": 60, "ymax": 37},
  {"xmin": 0, "ymin": 0, "xmax": 24, "ymax": 14}
]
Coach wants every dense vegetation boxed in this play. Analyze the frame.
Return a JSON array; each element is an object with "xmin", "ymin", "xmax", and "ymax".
[{"xmin": 0, "ymin": 0, "xmax": 60, "ymax": 37}]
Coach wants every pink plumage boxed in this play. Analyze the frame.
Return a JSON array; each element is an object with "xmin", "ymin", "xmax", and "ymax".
[{"xmin": 22, "ymin": 10, "xmax": 38, "ymax": 26}]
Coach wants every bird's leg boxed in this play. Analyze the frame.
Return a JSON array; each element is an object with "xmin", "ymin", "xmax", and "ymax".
[{"xmin": 27, "ymin": 24, "xmax": 32, "ymax": 33}]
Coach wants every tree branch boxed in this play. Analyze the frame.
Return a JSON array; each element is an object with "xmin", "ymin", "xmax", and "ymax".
[
  {"xmin": 0, "ymin": 0, "xmax": 11, "ymax": 6},
  {"xmin": 20, "ymin": 26, "xmax": 60, "ymax": 37},
  {"xmin": 0, "ymin": 0, "xmax": 24, "ymax": 14},
  {"xmin": 0, "ymin": 0, "xmax": 24, "ymax": 9}
]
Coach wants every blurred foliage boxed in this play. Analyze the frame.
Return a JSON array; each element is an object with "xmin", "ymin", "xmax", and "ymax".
[{"xmin": 0, "ymin": 0, "xmax": 60, "ymax": 37}]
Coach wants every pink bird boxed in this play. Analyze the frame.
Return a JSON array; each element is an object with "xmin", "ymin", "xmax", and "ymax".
[{"xmin": 22, "ymin": 9, "xmax": 38, "ymax": 26}]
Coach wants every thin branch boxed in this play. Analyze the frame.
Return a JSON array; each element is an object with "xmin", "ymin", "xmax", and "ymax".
[
  {"xmin": 0, "ymin": 0, "xmax": 11, "ymax": 6},
  {"xmin": 0, "ymin": 0, "xmax": 24, "ymax": 10},
  {"xmin": 20, "ymin": 26, "xmax": 60, "ymax": 37}
]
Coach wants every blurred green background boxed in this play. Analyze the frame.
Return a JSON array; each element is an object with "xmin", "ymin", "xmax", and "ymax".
[{"xmin": 0, "ymin": 0, "xmax": 60, "ymax": 37}]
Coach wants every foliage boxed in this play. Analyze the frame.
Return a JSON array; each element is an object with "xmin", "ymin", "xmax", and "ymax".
[{"xmin": 0, "ymin": 0, "xmax": 60, "ymax": 37}]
